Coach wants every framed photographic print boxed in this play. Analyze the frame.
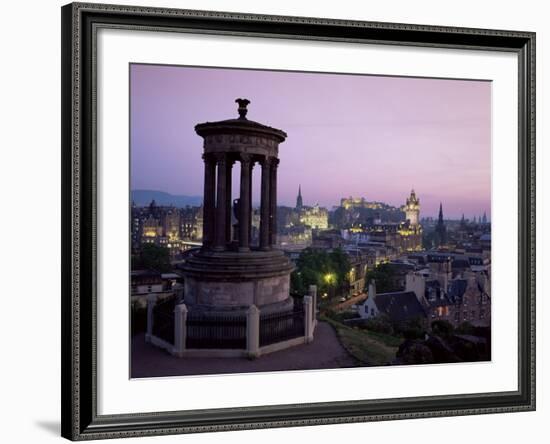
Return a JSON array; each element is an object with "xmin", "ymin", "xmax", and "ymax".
[{"xmin": 61, "ymin": 2, "xmax": 536, "ymax": 440}]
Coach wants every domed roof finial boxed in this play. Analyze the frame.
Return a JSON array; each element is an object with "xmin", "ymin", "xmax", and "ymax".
[{"xmin": 235, "ymin": 98, "xmax": 250, "ymax": 119}]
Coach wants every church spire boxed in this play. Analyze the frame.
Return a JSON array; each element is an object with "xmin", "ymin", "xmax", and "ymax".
[
  {"xmin": 436, "ymin": 202, "xmax": 447, "ymax": 247},
  {"xmin": 296, "ymin": 184, "xmax": 303, "ymax": 211}
]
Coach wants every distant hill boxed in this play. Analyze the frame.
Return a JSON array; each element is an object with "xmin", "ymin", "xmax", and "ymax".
[{"xmin": 131, "ymin": 190, "xmax": 202, "ymax": 208}]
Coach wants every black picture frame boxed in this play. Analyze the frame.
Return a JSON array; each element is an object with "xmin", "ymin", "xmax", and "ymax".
[{"xmin": 61, "ymin": 2, "xmax": 536, "ymax": 440}]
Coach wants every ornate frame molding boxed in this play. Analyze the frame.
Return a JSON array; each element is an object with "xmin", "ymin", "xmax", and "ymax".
[{"xmin": 61, "ymin": 2, "xmax": 535, "ymax": 440}]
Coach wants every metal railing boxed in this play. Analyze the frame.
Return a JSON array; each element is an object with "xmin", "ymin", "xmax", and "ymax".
[
  {"xmin": 147, "ymin": 293, "xmax": 313, "ymax": 354},
  {"xmin": 259, "ymin": 305, "xmax": 305, "ymax": 347},
  {"xmin": 186, "ymin": 312, "xmax": 247, "ymax": 349}
]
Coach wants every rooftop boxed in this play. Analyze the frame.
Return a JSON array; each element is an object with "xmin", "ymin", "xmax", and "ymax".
[{"xmin": 374, "ymin": 291, "xmax": 426, "ymax": 322}]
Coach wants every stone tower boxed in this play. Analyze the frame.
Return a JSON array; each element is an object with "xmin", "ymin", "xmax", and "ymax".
[{"xmin": 404, "ymin": 189, "xmax": 420, "ymax": 226}]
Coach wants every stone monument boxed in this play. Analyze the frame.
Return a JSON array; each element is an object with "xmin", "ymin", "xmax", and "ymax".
[{"xmin": 181, "ymin": 99, "xmax": 296, "ymax": 317}]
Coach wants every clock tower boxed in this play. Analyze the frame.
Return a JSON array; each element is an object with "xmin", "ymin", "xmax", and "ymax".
[{"xmin": 404, "ymin": 189, "xmax": 420, "ymax": 226}]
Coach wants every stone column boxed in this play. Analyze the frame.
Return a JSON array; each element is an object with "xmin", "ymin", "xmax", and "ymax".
[
  {"xmin": 259, "ymin": 157, "xmax": 272, "ymax": 250},
  {"xmin": 225, "ymin": 158, "xmax": 234, "ymax": 244},
  {"xmin": 202, "ymin": 154, "xmax": 216, "ymax": 248},
  {"xmin": 269, "ymin": 158, "xmax": 279, "ymax": 247},
  {"xmin": 246, "ymin": 304, "xmax": 260, "ymax": 358},
  {"xmin": 173, "ymin": 303, "xmax": 187, "ymax": 357},
  {"xmin": 239, "ymin": 154, "xmax": 252, "ymax": 251},
  {"xmin": 308, "ymin": 284, "xmax": 318, "ymax": 329},
  {"xmin": 145, "ymin": 293, "xmax": 158, "ymax": 343},
  {"xmin": 248, "ymin": 161, "xmax": 253, "ymax": 246},
  {"xmin": 303, "ymin": 295, "xmax": 314, "ymax": 343},
  {"xmin": 214, "ymin": 153, "xmax": 227, "ymax": 251}
]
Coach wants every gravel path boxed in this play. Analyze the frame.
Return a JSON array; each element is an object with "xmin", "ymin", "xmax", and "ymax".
[{"xmin": 131, "ymin": 321, "xmax": 359, "ymax": 378}]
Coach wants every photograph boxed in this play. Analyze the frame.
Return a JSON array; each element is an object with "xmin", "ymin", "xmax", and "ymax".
[
  {"xmin": 55, "ymin": 1, "xmax": 537, "ymax": 440},
  {"xmin": 129, "ymin": 64, "xmax": 493, "ymax": 378}
]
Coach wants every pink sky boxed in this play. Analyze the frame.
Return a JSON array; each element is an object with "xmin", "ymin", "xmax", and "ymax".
[{"xmin": 130, "ymin": 64, "xmax": 491, "ymax": 219}]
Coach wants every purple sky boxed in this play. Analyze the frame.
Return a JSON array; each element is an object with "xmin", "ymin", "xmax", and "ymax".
[{"xmin": 130, "ymin": 64, "xmax": 491, "ymax": 219}]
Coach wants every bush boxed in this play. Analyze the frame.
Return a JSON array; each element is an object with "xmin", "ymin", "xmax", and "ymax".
[
  {"xmin": 401, "ymin": 327, "xmax": 424, "ymax": 340},
  {"xmin": 431, "ymin": 320, "xmax": 455, "ymax": 338},
  {"xmin": 395, "ymin": 316, "xmax": 427, "ymax": 340},
  {"xmin": 456, "ymin": 321, "xmax": 475, "ymax": 335},
  {"xmin": 361, "ymin": 315, "xmax": 394, "ymax": 335},
  {"xmin": 396, "ymin": 340, "xmax": 434, "ymax": 365}
]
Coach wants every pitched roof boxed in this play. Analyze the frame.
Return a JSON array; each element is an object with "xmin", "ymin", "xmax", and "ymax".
[{"xmin": 374, "ymin": 291, "xmax": 426, "ymax": 322}]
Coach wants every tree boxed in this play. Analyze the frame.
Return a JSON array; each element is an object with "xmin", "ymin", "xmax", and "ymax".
[
  {"xmin": 431, "ymin": 320, "xmax": 455, "ymax": 338},
  {"xmin": 364, "ymin": 263, "xmax": 400, "ymax": 293},
  {"xmin": 397, "ymin": 316, "xmax": 427, "ymax": 340},
  {"xmin": 132, "ymin": 244, "xmax": 171, "ymax": 272},
  {"xmin": 290, "ymin": 247, "xmax": 351, "ymax": 299},
  {"xmin": 329, "ymin": 247, "xmax": 352, "ymax": 292},
  {"xmin": 456, "ymin": 321, "xmax": 475, "ymax": 335}
]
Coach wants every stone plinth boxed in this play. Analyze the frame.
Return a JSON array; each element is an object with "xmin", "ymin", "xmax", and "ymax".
[{"xmin": 181, "ymin": 248, "xmax": 295, "ymax": 315}]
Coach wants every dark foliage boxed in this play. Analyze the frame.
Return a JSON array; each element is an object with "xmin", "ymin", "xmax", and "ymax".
[
  {"xmin": 132, "ymin": 244, "xmax": 172, "ymax": 272},
  {"xmin": 364, "ymin": 263, "xmax": 401, "ymax": 293},
  {"xmin": 291, "ymin": 247, "xmax": 351, "ymax": 298}
]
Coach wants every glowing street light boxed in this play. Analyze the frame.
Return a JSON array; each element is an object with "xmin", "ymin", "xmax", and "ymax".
[{"xmin": 324, "ymin": 273, "xmax": 336, "ymax": 285}]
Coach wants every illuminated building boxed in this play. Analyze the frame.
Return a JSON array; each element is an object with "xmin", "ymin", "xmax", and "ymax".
[
  {"xmin": 300, "ymin": 203, "xmax": 329, "ymax": 229},
  {"xmin": 340, "ymin": 196, "xmax": 384, "ymax": 210},
  {"xmin": 403, "ymin": 189, "xmax": 420, "ymax": 226},
  {"xmin": 279, "ymin": 186, "xmax": 329, "ymax": 242},
  {"xmin": 180, "ymin": 206, "xmax": 203, "ymax": 241},
  {"xmin": 163, "ymin": 209, "xmax": 180, "ymax": 241},
  {"xmin": 360, "ymin": 191, "xmax": 423, "ymax": 253},
  {"xmin": 141, "ymin": 214, "xmax": 162, "ymax": 243}
]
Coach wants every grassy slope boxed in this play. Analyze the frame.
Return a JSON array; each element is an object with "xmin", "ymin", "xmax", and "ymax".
[{"xmin": 320, "ymin": 316, "xmax": 401, "ymax": 366}]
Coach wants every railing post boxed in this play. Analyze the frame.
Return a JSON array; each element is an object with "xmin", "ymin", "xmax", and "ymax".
[
  {"xmin": 303, "ymin": 295, "xmax": 314, "ymax": 343},
  {"xmin": 308, "ymin": 285, "xmax": 318, "ymax": 329},
  {"xmin": 173, "ymin": 303, "xmax": 187, "ymax": 357},
  {"xmin": 145, "ymin": 293, "xmax": 158, "ymax": 343},
  {"xmin": 247, "ymin": 304, "xmax": 260, "ymax": 358}
]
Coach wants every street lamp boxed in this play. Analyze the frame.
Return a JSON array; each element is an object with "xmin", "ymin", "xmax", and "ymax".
[{"xmin": 324, "ymin": 272, "xmax": 336, "ymax": 300}]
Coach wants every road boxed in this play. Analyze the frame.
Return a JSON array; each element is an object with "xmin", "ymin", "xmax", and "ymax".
[{"xmin": 329, "ymin": 292, "xmax": 368, "ymax": 312}]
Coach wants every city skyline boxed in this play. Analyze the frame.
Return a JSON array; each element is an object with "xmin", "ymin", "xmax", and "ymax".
[
  {"xmin": 130, "ymin": 187, "xmax": 489, "ymax": 222},
  {"xmin": 131, "ymin": 64, "xmax": 491, "ymax": 219}
]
